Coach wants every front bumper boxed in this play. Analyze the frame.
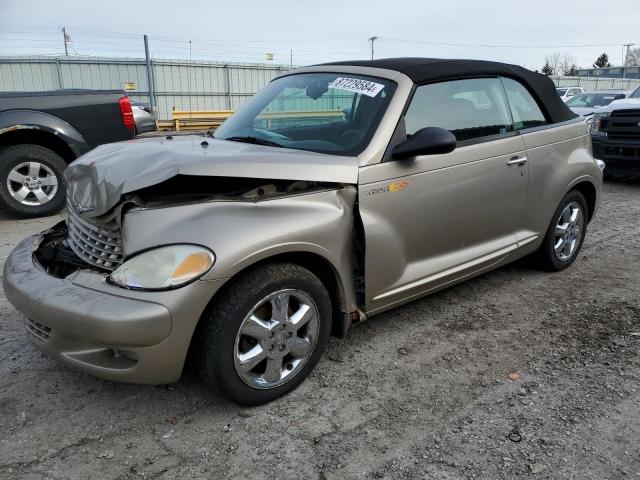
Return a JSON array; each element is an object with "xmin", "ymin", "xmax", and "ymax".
[
  {"xmin": 3, "ymin": 234, "xmax": 222, "ymax": 384},
  {"xmin": 592, "ymin": 136, "xmax": 640, "ymax": 176}
]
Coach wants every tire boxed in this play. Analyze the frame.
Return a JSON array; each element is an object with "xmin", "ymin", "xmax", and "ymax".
[
  {"xmin": 197, "ymin": 263, "xmax": 332, "ymax": 405},
  {"xmin": 536, "ymin": 190, "xmax": 588, "ymax": 271},
  {"xmin": 0, "ymin": 144, "xmax": 67, "ymax": 218}
]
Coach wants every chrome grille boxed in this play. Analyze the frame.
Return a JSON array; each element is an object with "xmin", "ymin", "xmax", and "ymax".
[
  {"xmin": 26, "ymin": 319, "xmax": 51, "ymax": 342},
  {"xmin": 66, "ymin": 202, "xmax": 123, "ymax": 271}
]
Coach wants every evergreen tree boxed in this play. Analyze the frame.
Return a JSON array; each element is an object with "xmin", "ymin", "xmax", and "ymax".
[
  {"xmin": 593, "ymin": 53, "xmax": 611, "ymax": 69},
  {"xmin": 541, "ymin": 61, "xmax": 554, "ymax": 76}
]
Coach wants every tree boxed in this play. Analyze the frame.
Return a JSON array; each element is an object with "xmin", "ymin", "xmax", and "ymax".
[
  {"xmin": 565, "ymin": 64, "xmax": 578, "ymax": 76},
  {"xmin": 541, "ymin": 61, "xmax": 554, "ymax": 76},
  {"xmin": 559, "ymin": 54, "xmax": 578, "ymax": 76},
  {"xmin": 593, "ymin": 52, "xmax": 611, "ymax": 69},
  {"xmin": 545, "ymin": 52, "xmax": 562, "ymax": 75},
  {"xmin": 542, "ymin": 52, "xmax": 577, "ymax": 76}
]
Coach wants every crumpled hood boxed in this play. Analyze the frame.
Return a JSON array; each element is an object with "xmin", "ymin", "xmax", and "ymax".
[{"xmin": 65, "ymin": 135, "xmax": 359, "ymax": 217}]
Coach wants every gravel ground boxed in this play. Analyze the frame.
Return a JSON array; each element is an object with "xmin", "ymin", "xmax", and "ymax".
[{"xmin": 0, "ymin": 181, "xmax": 639, "ymax": 480}]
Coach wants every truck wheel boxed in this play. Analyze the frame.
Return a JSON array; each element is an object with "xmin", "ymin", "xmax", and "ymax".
[
  {"xmin": 536, "ymin": 190, "xmax": 588, "ymax": 271},
  {"xmin": 197, "ymin": 263, "xmax": 332, "ymax": 405},
  {"xmin": 0, "ymin": 144, "xmax": 67, "ymax": 218}
]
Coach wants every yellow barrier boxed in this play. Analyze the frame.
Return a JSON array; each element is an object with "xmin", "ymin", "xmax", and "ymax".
[
  {"xmin": 257, "ymin": 110, "xmax": 344, "ymax": 129},
  {"xmin": 171, "ymin": 110, "xmax": 234, "ymax": 131},
  {"xmin": 165, "ymin": 109, "xmax": 344, "ymax": 132}
]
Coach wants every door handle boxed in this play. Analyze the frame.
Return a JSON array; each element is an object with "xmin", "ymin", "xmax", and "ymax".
[{"xmin": 507, "ymin": 156, "xmax": 528, "ymax": 166}]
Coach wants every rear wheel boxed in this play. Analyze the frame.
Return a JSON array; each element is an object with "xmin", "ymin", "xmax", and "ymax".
[
  {"xmin": 0, "ymin": 144, "xmax": 67, "ymax": 218},
  {"xmin": 536, "ymin": 190, "xmax": 588, "ymax": 271},
  {"xmin": 197, "ymin": 263, "xmax": 332, "ymax": 405}
]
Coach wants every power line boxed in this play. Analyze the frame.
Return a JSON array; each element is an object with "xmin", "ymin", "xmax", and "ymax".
[
  {"xmin": 2, "ymin": 26, "xmax": 634, "ymax": 50},
  {"xmin": 383, "ymin": 37, "xmax": 634, "ymax": 49},
  {"xmin": 62, "ymin": 26, "xmax": 363, "ymax": 44},
  {"xmin": 3, "ymin": 28, "xmax": 634, "ymax": 67},
  {"xmin": 0, "ymin": 32, "xmax": 366, "ymax": 57}
]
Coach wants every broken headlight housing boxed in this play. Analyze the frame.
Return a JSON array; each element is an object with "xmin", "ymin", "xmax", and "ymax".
[{"xmin": 108, "ymin": 245, "xmax": 215, "ymax": 290}]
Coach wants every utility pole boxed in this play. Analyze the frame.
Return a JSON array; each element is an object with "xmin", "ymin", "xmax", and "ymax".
[
  {"xmin": 623, "ymin": 43, "xmax": 634, "ymax": 78},
  {"xmin": 368, "ymin": 36, "xmax": 378, "ymax": 60},
  {"xmin": 61, "ymin": 27, "xmax": 69, "ymax": 56},
  {"xmin": 290, "ymin": 49, "xmax": 293, "ymax": 68}
]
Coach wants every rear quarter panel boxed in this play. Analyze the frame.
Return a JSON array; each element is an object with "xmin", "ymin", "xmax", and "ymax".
[{"xmin": 519, "ymin": 119, "xmax": 602, "ymax": 243}]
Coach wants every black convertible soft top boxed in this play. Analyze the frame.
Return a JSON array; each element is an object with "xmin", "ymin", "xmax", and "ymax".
[{"xmin": 321, "ymin": 58, "xmax": 577, "ymax": 124}]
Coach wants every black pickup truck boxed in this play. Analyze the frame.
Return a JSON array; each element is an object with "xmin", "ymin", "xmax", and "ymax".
[
  {"xmin": 589, "ymin": 85, "xmax": 640, "ymax": 178},
  {"xmin": 0, "ymin": 90, "xmax": 135, "ymax": 218}
]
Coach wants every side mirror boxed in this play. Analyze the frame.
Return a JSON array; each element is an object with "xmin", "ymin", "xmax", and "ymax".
[{"xmin": 391, "ymin": 127, "xmax": 456, "ymax": 160}]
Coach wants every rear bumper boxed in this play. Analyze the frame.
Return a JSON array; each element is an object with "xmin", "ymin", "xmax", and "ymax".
[
  {"xmin": 592, "ymin": 136, "xmax": 640, "ymax": 176},
  {"xmin": 3, "ymin": 234, "xmax": 222, "ymax": 384}
]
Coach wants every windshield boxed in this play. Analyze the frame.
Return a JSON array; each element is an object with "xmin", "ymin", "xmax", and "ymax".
[
  {"xmin": 631, "ymin": 86, "xmax": 640, "ymax": 98},
  {"xmin": 215, "ymin": 73, "xmax": 397, "ymax": 156},
  {"xmin": 566, "ymin": 93, "xmax": 624, "ymax": 108},
  {"xmin": 556, "ymin": 88, "xmax": 567, "ymax": 96}
]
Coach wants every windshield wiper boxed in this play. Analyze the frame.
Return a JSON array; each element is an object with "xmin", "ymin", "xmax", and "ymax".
[{"xmin": 223, "ymin": 136, "xmax": 284, "ymax": 148}]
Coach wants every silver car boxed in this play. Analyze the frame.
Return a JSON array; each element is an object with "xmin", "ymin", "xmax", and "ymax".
[
  {"xmin": 131, "ymin": 101, "xmax": 157, "ymax": 134},
  {"xmin": 4, "ymin": 58, "xmax": 603, "ymax": 405},
  {"xmin": 566, "ymin": 89, "xmax": 627, "ymax": 117}
]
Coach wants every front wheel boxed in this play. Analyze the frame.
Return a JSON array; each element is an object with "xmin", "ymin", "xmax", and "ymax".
[
  {"xmin": 536, "ymin": 190, "xmax": 588, "ymax": 271},
  {"xmin": 197, "ymin": 263, "xmax": 332, "ymax": 405}
]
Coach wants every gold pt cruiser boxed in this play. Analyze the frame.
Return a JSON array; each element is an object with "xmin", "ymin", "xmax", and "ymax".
[{"xmin": 4, "ymin": 58, "xmax": 604, "ymax": 405}]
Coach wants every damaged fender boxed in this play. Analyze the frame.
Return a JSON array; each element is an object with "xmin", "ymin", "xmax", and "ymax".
[{"xmin": 121, "ymin": 186, "xmax": 360, "ymax": 316}]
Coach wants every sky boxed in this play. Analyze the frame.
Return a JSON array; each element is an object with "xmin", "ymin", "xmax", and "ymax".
[{"xmin": 0, "ymin": 0, "xmax": 638, "ymax": 70}]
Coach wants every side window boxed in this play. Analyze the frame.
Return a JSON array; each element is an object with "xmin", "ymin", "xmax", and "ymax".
[
  {"xmin": 501, "ymin": 77, "xmax": 547, "ymax": 130},
  {"xmin": 404, "ymin": 78, "xmax": 513, "ymax": 142}
]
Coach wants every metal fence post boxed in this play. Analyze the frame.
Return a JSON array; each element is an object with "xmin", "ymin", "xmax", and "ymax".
[
  {"xmin": 55, "ymin": 57, "xmax": 63, "ymax": 89},
  {"xmin": 225, "ymin": 64, "xmax": 232, "ymax": 110},
  {"xmin": 150, "ymin": 59, "xmax": 159, "ymax": 112}
]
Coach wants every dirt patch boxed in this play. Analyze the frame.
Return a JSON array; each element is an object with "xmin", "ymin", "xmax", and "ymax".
[{"xmin": 1, "ymin": 181, "xmax": 639, "ymax": 479}]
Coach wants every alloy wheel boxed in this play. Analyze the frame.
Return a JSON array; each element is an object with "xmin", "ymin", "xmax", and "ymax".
[
  {"xmin": 234, "ymin": 289, "xmax": 320, "ymax": 389},
  {"xmin": 554, "ymin": 201, "xmax": 584, "ymax": 261},
  {"xmin": 6, "ymin": 161, "xmax": 59, "ymax": 206}
]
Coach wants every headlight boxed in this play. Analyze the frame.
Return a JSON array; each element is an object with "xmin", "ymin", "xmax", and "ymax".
[
  {"xmin": 589, "ymin": 112, "xmax": 610, "ymax": 135},
  {"xmin": 108, "ymin": 245, "xmax": 215, "ymax": 290}
]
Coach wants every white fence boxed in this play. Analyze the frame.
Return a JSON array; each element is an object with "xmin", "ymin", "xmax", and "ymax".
[
  {"xmin": 551, "ymin": 75, "xmax": 640, "ymax": 92},
  {"xmin": 0, "ymin": 56, "xmax": 290, "ymax": 120},
  {"xmin": 3, "ymin": 57, "xmax": 639, "ymax": 120}
]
